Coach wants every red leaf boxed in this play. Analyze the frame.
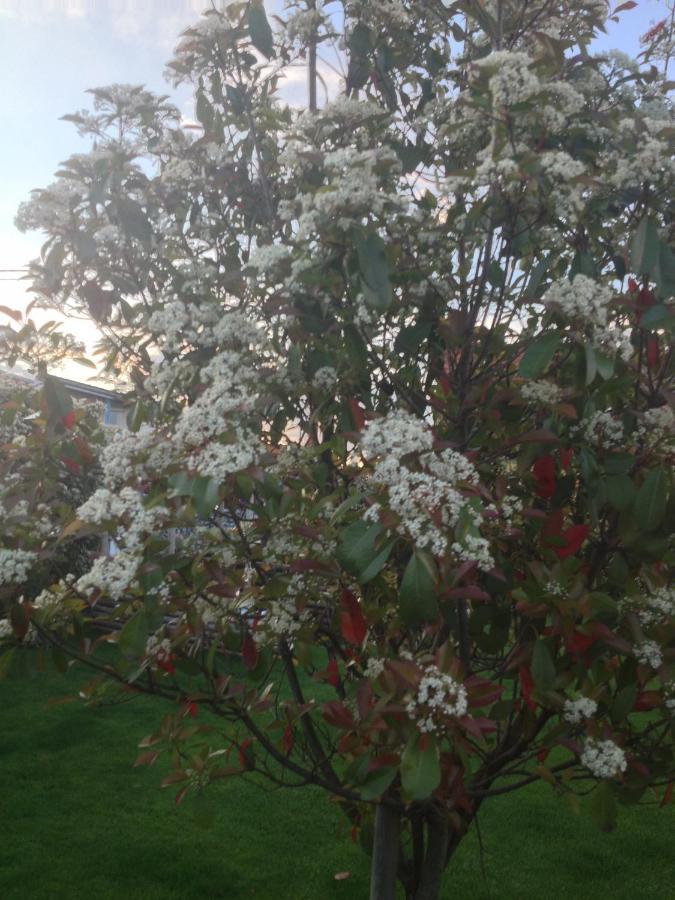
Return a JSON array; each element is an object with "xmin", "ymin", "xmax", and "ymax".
[
  {"xmin": 242, "ymin": 631, "xmax": 257, "ymax": 670},
  {"xmin": 325, "ymin": 657, "xmax": 340, "ymax": 688},
  {"xmin": 532, "ymin": 455, "xmax": 556, "ymax": 499},
  {"xmin": 238, "ymin": 738, "xmax": 254, "ymax": 770},
  {"xmin": 282, "ymin": 724, "xmax": 294, "ymax": 755},
  {"xmin": 633, "ymin": 691, "xmax": 661, "ymax": 711},
  {"xmin": 62, "ymin": 410, "xmax": 76, "ymax": 429},
  {"xmin": 636, "ymin": 286, "xmax": 655, "ymax": 322},
  {"xmin": 614, "ymin": 0, "xmax": 637, "ymax": 12},
  {"xmin": 660, "ymin": 781, "xmax": 673, "ymax": 808},
  {"xmin": 519, "ymin": 666, "xmax": 537, "ymax": 712},
  {"xmin": 554, "ymin": 524, "xmax": 589, "ymax": 559},
  {"xmin": 322, "ymin": 701, "xmax": 355, "ymax": 730},
  {"xmin": 646, "ymin": 336, "xmax": 659, "ymax": 370},
  {"xmin": 175, "ymin": 787, "xmax": 188, "ymax": 806},
  {"xmin": 559, "ymin": 447, "xmax": 573, "ymax": 471},
  {"xmin": 61, "ymin": 457, "xmax": 81, "ymax": 475},
  {"xmin": 565, "ymin": 630, "xmax": 595, "ymax": 658},
  {"xmin": 347, "ymin": 398, "xmax": 366, "ymax": 431},
  {"xmin": 185, "ymin": 701, "xmax": 199, "ymax": 718},
  {"xmin": 157, "ymin": 653, "xmax": 175, "ymax": 675},
  {"xmin": 73, "ymin": 436, "xmax": 94, "ymax": 464},
  {"xmin": 340, "ymin": 589, "xmax": 367, "ymax": 645}
]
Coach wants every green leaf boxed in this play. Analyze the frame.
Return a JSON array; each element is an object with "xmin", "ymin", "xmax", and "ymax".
[
  {"xmin": 336, "ymin": 521, "xmax": 393, "ymax": 583},
  {"xmin": 487, "ymin": 260, "xmax": 505, "ymax": 288},
  {"xmin": 247, "ymin": 2, "xmax": 274, "ymax": 59},
  {"xmin": 116, "ymin": 197, "xmax": 152, "ymax": 243},
  {"xmin": 603, "ymin": 453, "xmax": 633, "ymax": 475},
  {"xmin": 531, "ymin": 639, "xmax": 556, "ymax": 691},
  {"xmin": 118, "ymin": 611, "xmax": 149, "ymax": 659},
  {"xmin": 605, "ymin": 475, "xmax": 635, "ymax": 512},
  {"xmin": 525, "ymin": 256, "xmax": 550, "ymax": 299},
  {"xmin": 127, "ymin": 400, "xmax": 146, "ymax": 433},
  {"xmin": 634, "ymin": 467, "xmax": 669, "ymax": 531},
  {"xmin": 196, "ymin": 90, "xmax": 214, "ymax": 129},
  {"xmin": 360, "ymin": 539, "xmax": 396, "ymax": 584},
  {"xmin": 74, "ymin": 231, "xmax": 97, "ymax": 262},
  {"xmin": 42, "ymin": 375, "xmax": 73, "ymax": 420},
  {"xmin": 399, "ymin": 551, "xmax": 438, "ymax": 626},
  {"xmin": 630, "ymin": 216, "xmax": 659, "ymax": 276},
  {"xmin": 354, "ymin": 230, "xmax": 392, "ymax": 312},
  {"xmin": 359, "ymin": 766, "xmax": 397, "ymax": 801},
  {"xmin": 638, "ymin": 304, "xmax": 674, "ymax": 330},
  {"xmin": 518, "ymin": 331, "xmax": 562, "ymax": 378},
  {"xmin": 611, "ymin": 684, "xmax": 637, "ymax": 723},
  {"xmin": 570, "ymin": 250, "xmax": 596, "ymax": 279},
  {"xmin": 584, "ymin": 343, "xmax": 597, "ymax": 386},
  {"xmin": 401, "ymin": 733, "xmax": 440, "ymax": 801},
  {"xmin": 394, "ymin": 320, "xmax": 432, "ymax": 355},
  {"xmin": 191, "ymin": 476, "xmax": 220, "ymax": 518},
  {"xmin": 654, "ymin": 240, "xmax": 675, "ymax": 299},
  {"xmin": 226, "ymin": 84, "xmax": 246, "ymax": 115}
]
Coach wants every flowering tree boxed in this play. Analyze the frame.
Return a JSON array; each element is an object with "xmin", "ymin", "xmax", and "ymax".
[{"xmin": 2, "ymin": 1, "xmax": 674, "ymax": 897}]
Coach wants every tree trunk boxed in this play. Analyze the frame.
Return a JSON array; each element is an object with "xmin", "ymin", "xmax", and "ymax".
[
  {"xmin": 370, "ymin": 803, "xmax": 401, "ymax": 900},
  {"xmin": 413, "ymin": 809, "xmax": 449, "ymax": 900}
]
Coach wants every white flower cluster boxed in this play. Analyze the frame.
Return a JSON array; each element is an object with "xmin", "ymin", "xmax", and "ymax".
[
  {"xmin": 581, "ymin": 738, "xmax": 627, "ymax": 779},
  {"xmin": 498, "ymin": 494, "xmax": 523, "ymax": 525},
  {"xmin": 546, "ymin": 274, "xmax": 612, "ymax": 321},
  {"xmin": 636, "ymin": 586, "xmax": 675, "ymax": 628},
  {"xmin": 145, "ymin": 633, "xmax": 171, "ymax": 659},
  {"xmin": 476, "ymin": 50, "xmax": 540, "ymax": 109},
  {"xmin": 362, "ymin": 416, "xmax": 492, "ymax": 566},
  {"xmin": 31, "ymin": 580, "xmax": 75, "ymax": 629},
  {"xmin": 247, "ymin": 242, "xmax": 291, "ymax": 276},
  {"xmin": 281, "ymin": 144, "xmax": 405, "ymax": 235},
  {"xmin": 422, "ymin": 448, "xmax": 479, "ymax": 485},
  {"xmin": 581, "ymin": 411, "xmax": 624, "ymax": 449},
  {"xmin": 405, "ymin": 665, "xmax": 468, "ymax": 733},
  {"xmin": 563, "ymin": 696, "xmax": 598, "ymax": 725},
  {"xmin": 75, "ymin": 551, "xmax": 140, "ymax": 601},
  {"xmin": 636, "ymin": 406, "xmax": 674, "ymax": 446},
  {"xmin": 361, "ymin": 412, "xmax": 433, "ymax": 460},
  {"xmin": 364, "ymin": 657, "xmax": 385, "ymax": 679},
  {"xmin": 665, "ymin": 683, "xmax": 675, "ymax": 714},
  {"xmin": 77, "ymin": 487, "xmax": 168, "ymax": 551},
  {"xmin": 521, "ymin": 380, "xmax": 563, "ymax": 405},
  {"xmin": 0, "ymin": 548, "xmax": 37, "ymax": 586},
  {"xmin": 544, "ymin": 275, "xmax": 631, "ymax": 361},
  {"xmin": 311, "ymin": 366, "xmax": 338, "ymax": 393},
  {"xmin": 188, "ymin": 427, "xmax": 261, "ymax": 482},
  {"xmin": 285, "ymin": 1, "xmax": 328, "ymax": 44},
  {"xmin": 0, "ymin": 618, "xmax": 13, "ymax": 641},
  {"xmin": 634, "ymin": 640, "xmax": 663, "ymax": 670},
  {"xmin": 100, "ymin": 423, "xmax": 174, "ymax": 490}
]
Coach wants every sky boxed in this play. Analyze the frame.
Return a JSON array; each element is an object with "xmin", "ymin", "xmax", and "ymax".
[{"xmin": 0, "ymin": 0, "xmax": 669, "ymax": 379}]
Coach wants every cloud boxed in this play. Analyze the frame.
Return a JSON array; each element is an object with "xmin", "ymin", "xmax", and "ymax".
[{"xmin": 0, "ymin": 0, "xmax": 206, "ymax": 48}]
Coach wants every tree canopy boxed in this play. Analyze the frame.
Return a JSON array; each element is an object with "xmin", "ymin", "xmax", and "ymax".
[{"xmin": 2, "ymin": 2, "xmax": 674, "ymax": 898}]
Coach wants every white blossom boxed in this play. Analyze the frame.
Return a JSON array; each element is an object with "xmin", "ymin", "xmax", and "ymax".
[
  {"xmin": 634, "ymin": 640, "xmax": 663, "ymax": 670},
  {"xmin": 521, "ymin": 380, "xmax": 563, "ymax": 405},
  {"xmin": 564, "ymin": 696, "xmax": 598, "ymax": 725},
  {"xmin": 405, "ymin": 665, "xmax": 468, "ymax": 733},
  {"xmin": 0, "ymin": 548, "xmax": 37, "ymax": 586},
  {"xmin": 361, "ymin": 412, "xmax": 433, "ymax": 460},
  {"xmin": 581, "ymin": 411, "xmax": 624, "ymax": 449},
  {"xmin": 581, "ymin": 738, "xmax": 627, "ymax": 779}
]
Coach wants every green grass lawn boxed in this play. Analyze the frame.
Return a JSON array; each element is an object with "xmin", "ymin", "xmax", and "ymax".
[{"xmin": 1, "ymin": 657, "xmax": 672, "ymax": 900}]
